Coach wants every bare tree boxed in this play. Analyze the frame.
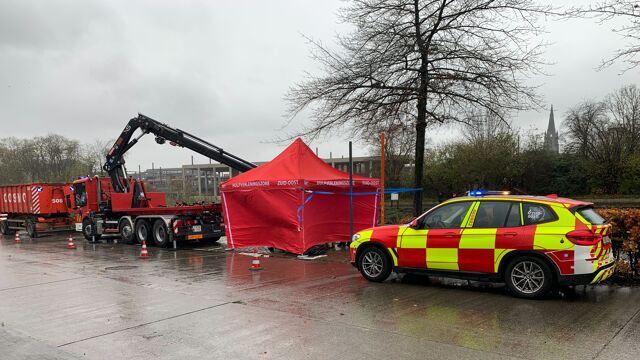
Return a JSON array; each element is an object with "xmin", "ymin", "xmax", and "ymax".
[
  {"xmin": 0, "ymin": 135, "xmax": 94, "ymax": 185},
  {"xmin": 287, "ymin": 0, "xmax": 551, "ymax": 214},
  {"xmin": 564, "ymin": 86, "xmax": 640, "ymax": 194},
  {"xmin": 84, "ymin": 138, "xmax": 114, "ymax": 175},
  {"xmin": 578, "ymin": 1, "xmax": 640, "ymax": 70},
  {"xmin": 461, "ymin": 108, "xmax": 512, "ymax": 145},
  {"xmin": 605, "ymin": 84, "xmax": 640, "ymax": 151},
  {"xmin": 365, "ymin": 116, "xmax": 416, "ymax": 185},
  {"xmin": 564, "ymin": 101, "xmax": 610, "ymax": 159}
]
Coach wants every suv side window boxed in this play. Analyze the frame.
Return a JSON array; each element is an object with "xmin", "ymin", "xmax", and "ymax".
[
  {"xmin": 472, "ymin": 201, "xmax": 513, "ymax": 228},
  {"xmin": 420, "ymin": 201, "xmax": 472, "ymax": 229},
  {"xmin": 522, "ymin": 202, "xmax": 557, "ymax": 225},
  {"xmin": 505, "ymin": 202, "xmax": 521, "ymax": 227}
]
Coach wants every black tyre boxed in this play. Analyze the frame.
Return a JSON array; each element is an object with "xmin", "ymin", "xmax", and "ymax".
[
  {"xmin": 82, "ymin": 218, "xmax": 101, "ymax": 241},
  {"xmin": 152, "ymin": 219, "xmax": 170, "ymax": 247},
  {"xmin": 0, "ymin": 220, "xmax": 9, "ymax": 235},
  {"xmin": 505, "ymin": 256, "xmax": 554, "ymax": 299},
  {"xmin": 25, "ymin": 219, "xmax": 38, "ymax": 238},
  {"xmin": 119, "ymin": 218, "xmax": 135, "ymax": 244},
  {"xmin": 357, "ymin": 246, "xmax": 392, "ymax": 282},
  {"xmin": 135, "ymin": 220, "xmax": 151, "ymax": 245}
]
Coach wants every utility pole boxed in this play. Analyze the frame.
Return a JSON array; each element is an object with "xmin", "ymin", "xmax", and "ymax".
[{"xmin": 349, "ymin": 141, "xmax": 353, "ymax": 242}]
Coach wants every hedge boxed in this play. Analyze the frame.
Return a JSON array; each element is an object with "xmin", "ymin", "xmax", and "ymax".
[{"xmin": 597, "ymin": 208, "xmax": 640, "ymax": 278}]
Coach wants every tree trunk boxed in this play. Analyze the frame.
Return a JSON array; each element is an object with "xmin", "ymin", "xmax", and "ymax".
[{"xmin": 413, "ymin": 98, "xmax": 427, "ymax": 216}]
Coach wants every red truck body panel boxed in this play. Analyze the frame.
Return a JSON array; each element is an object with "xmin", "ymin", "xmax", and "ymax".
[
  {"xmin": 0, "ymin": 183, "xmax": 70, "ymax": 215},
  {"xmin": 73, "ymin": 177, "xmax": 221, "ymax": 216}
]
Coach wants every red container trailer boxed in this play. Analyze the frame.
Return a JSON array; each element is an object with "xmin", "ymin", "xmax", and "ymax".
[{"xmin": 0, "ymin": 183, "xmax": 74, "ymax": 237}]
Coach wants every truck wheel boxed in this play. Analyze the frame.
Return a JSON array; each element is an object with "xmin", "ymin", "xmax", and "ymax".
[
  {"xmin": 505, "ymin": 256, "xmax": 553, "ymax": 299},
  {"xmin": 135, "ymin": 220, "xmax": 151, "ymax": 245},
  {"xmin": 26, "ymin": 219, "xmax": 38, "ymax": 238},
  {"xmin": 0, "ymin": 220, "xmax": 9, "ymax": 235},
  {"xmin": 82, "ymin": 218, "xmax": 101, "ymax": 241},
  {"xmin": 152, "ymin": 220, "xmax": 170, "ymax": 248},
  {"xmin": 119, "ymin": 218, "xmax": 135, "ymax": 244}
]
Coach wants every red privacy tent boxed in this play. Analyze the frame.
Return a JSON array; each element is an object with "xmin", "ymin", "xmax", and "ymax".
[{"xmin": 220, "ymin": 138, "xmax": 381, "ymax": 254}]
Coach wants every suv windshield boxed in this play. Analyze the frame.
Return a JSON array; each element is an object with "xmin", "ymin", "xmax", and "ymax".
[{"xmin": 577, "ymin": 206, "xmax": 606, "ymax": 225}]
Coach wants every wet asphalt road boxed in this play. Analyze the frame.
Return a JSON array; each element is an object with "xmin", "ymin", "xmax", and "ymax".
[{"xmin": 1, "ymin": 233, "xmax": 639, "ymax": 360}]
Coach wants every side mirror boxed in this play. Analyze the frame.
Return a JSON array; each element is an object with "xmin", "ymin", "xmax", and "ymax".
[{"xmin": 410, "ymin": 219, "xmax": 418, "ymax": 228}]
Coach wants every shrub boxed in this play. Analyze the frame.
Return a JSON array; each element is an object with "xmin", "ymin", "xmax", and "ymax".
[{"xmin": 598, "ymin": 208, "xmax": 640, "ymax": 276}]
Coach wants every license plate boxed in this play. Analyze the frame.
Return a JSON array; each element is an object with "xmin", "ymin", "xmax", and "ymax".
[
  {"xmin": 191, "ymin": 225, "xmax": 202, "ymax": 232},
  {"xmin": 602, "ymin": 236, "xmax": 611, "ymax": 245},
  {"xmin": 188, "ymin": 234, "xmax": 203, "ymax": 240}
]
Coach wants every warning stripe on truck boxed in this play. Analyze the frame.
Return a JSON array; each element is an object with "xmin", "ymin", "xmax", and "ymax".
[{"xmin": 31, "ymin": 186, "xmax": 41, "ymax": 214}]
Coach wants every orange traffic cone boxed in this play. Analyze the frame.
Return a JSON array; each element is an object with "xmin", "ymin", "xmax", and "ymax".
[
  {"xmin": 67, "ymin": 234, "xmax": 76, "ymax": 249},
  {"xmin": 140, "ymin": 240, "xmax": 150, "ymax": 258},
  {"xmin": 249, "ymin": 251, "xmax": 263, "ymax": 271},
  {"xmin": 14, "ymin": 231, "xmax": 21, "ymax": 244}
]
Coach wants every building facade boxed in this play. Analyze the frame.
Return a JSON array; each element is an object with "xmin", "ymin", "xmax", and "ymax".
[{"xmin": 133, "ymin": 156, "xmax": 383, "ymax": 202}]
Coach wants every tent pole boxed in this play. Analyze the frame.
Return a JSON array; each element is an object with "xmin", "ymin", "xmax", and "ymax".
[
  {"xmin": 349, "ymin": 141, "xmax": 353, "ymax": 243},
  {"xmin": 380, "ymin": 132, "xmax": 385, "ymax": 225}
]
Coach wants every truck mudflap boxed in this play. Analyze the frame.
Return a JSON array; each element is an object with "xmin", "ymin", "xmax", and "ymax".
[{"xmin": 175, "ymin": 223, "xmax": 224, "ymax": 241}]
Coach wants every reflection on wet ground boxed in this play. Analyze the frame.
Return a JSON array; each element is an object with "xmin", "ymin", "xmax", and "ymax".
[{"xmin": 1, "ymin": 233, "xmax": 639, "ymax": 359}]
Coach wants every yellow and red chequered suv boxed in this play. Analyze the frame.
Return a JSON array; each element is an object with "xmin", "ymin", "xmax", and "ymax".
[{"xmin": 350, "ymin": 192, "xmax": 615, "ymax": 298}]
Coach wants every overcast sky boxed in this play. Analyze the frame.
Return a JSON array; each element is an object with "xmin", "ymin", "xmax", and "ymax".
[{"xmin": 1, "ymin": 0, "xmax": 639, "ymax": 170}]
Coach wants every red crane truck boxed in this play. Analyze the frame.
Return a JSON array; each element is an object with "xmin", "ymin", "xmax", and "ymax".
[
  {"xmin": 72, "ymin": 114, "xmax": 257, "ymax": 247},
  {"xmin": 0, "ymin": 183, "xmax": 74, "ymax": 237}
]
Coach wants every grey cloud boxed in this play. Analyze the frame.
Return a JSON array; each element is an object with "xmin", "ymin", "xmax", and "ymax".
[{"xmin": 0, "ymin": 0, "xmax": 638, "ymax": 169}]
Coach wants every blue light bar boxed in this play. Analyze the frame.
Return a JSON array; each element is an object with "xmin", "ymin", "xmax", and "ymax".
[{"xmin": 467, "ymin": 190, "xmax": 510, "ymax": 196}]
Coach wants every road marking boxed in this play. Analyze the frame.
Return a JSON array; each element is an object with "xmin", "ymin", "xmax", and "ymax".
[
  {"xmin": 592, "ymin": 306, "xmax": 640, "ymax": 359},
  {"xmin": 57, "ymin": 301, "xmax": 233, "ymax": 348},
  {"xmin": 0, "ymin": 277, "xmax": 86, "ymax": 292}
]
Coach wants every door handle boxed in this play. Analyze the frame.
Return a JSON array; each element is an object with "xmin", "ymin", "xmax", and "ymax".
[
  {"xmin": 504, "ymin": 232, "xmax": 517, "ymax": 237},
  {"xmin": 445, "ymin": 232, "xmax": 457, "ymax": 238}
]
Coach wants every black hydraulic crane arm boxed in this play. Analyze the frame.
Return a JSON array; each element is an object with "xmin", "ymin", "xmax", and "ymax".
[{"xmin": 104, "ymin": 113, "xmax": 257, "ymax": 193}]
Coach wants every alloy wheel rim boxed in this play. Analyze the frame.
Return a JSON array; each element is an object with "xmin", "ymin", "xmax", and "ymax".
[
  {"xmin": 362, "ymin": 251, "xmax": 384, "ymax": 278},
  {"xmin": 511, "ymin": 261, "xmax": 545, "ymax": 294}
]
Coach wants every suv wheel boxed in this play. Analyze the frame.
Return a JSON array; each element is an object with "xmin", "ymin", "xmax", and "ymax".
[
  {"xmin": 358, "ymin": 247, "xmax": 392, "ymax": 282},
  {"xmin": 505, "ymin": 256, "xmax": 553, "ymax": 298}
]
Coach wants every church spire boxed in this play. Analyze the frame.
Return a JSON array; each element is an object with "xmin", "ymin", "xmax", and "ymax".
[
  {"xmin": 544, "ymin": 105, "xmax": 559, "ymax": 154},
  {"xmin": 547, "ymin": 105, "xmax": 555, "ymax": 134}
]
